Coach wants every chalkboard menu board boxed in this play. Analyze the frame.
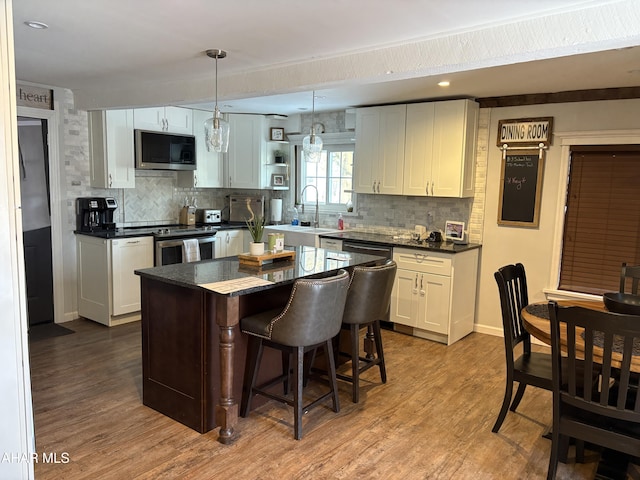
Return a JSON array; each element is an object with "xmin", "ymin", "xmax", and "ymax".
[{"xmin": 498, "ymin": 150, "xmax": 545, "ymax": 227}]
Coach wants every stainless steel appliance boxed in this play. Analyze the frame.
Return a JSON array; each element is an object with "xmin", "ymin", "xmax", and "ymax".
[
  {"xmin": 134, "ymin": 129, "xmax": 196, "ymax": 171},
  {"xmin": 76, "ymin": 197, "xmax": 118, "ymax": 232},
  {"xmin": 153, "ymin": 226, "xmax": 217, "ymax": 265},
  {"xmin": 342, "ymin": 240, "xmax": 393, "ymax": 260},
  {"xmin": 227, "ymin": 195, "xmax": 264, "ymax": 224},
  {"xmin": 196, "ymin": 208, "xmax": 222, "ymax": 225}
]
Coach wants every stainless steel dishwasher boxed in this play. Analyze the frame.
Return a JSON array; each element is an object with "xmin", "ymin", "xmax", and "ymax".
[{"xmin": 342, "ymin": 240, "xmax": 393, "ymax": 261}]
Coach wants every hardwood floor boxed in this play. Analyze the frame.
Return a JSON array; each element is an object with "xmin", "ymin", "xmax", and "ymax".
[{"xmin": 29, "ymin": 318, "xmax": 603, "ymax": 479}]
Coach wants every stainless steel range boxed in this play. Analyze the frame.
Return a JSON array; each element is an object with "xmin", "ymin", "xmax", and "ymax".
[{"xmin": 153, "ymin": 225, "xmax": 218, "ymax": 266}]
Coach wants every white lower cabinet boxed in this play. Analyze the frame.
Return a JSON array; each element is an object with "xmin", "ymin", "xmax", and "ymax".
[
  {"xmin": 390, "ymin": 247, "xmax": 479, "ymax": 345},
  {"xmin": 215, "ymin": 230, "xmax": 244, "ymax": 258},
  {"xmin": 77, "ymin": 235, "xmax": 154, "ymax": 326}
]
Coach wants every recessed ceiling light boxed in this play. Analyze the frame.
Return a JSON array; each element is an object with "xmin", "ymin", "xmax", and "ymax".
[
  {"xmin": 438, "ymin": 81, "xmax": 450, "ymax": 87},
  {"xmin": 385, "ymin": 70, "xmax": 393, "ymax": 75},
  {"xmin": 25, "ymin": 21, "xmax": 48, "ymax": 29}
]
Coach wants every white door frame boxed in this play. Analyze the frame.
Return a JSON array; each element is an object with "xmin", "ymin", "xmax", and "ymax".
[{"xmin": 17, "ymin": 105, "xmax": 64, "ymax": 324}]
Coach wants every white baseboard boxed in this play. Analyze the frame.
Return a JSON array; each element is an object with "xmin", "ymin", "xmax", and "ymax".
[{"xmin": 473, "ymin": 323, "xmax": 502, "ymax": 337}]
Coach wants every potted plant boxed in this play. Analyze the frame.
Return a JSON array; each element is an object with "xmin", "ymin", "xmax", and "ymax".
[{"xmin": 245, "ymin": 214, "xmax": 266, "ymax": 256}]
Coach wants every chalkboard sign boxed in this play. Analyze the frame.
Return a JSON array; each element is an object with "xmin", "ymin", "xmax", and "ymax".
[{"xmin": 498, "ymin": 150, "xmax": 545, "ymax": 227}]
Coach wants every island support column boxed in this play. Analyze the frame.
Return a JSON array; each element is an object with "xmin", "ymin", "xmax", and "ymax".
[{"xmin": 215, "ymin": 295, "xmax": 239, "ymax": 444}]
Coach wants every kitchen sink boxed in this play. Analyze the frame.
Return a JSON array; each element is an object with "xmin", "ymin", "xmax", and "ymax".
[{"xmin": 264, "ymin": 225, "xmax": 341, "ymax": 248}]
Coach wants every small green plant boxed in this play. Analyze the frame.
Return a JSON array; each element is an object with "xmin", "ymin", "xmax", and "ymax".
[{"xmin": 245, "ymin": 215, "xmax": 265, "ymax": 243}]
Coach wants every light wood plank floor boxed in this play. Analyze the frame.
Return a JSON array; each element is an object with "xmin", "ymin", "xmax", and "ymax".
[{"xmin": 29, "ymin": 319, "xmax": 604, "ymax": 479}]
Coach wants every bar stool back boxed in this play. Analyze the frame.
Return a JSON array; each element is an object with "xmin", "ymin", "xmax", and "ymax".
[
  {"xmin": 240, "ymin": 269, "xmax": 350, "ymax": 440},
  {"xmin": 338, "ymin": 260, "xmax": 397, "ymax": 403}
]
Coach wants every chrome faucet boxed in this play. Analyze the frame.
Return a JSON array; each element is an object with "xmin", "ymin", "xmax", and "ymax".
[{"xmin": 300, "ymin": 184, "xmax": 319, "ymax": 228}]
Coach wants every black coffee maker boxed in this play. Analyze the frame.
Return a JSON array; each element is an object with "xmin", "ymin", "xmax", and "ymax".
[{"xmin": 76, "ymin": 197, "xmax": 118, "ymax": 232}]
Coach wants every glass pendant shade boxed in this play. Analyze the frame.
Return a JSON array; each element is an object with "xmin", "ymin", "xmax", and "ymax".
[
  {"xmin": 303, "ymin": 91, "xmax": 322, "ymax": 162},
  {"xmin": 204, "ymin": 107, "xmax": 229, "ymax": 153},
  {"xmin": 302, "ymin": 131, "xmax": 322, "ymax": 162},
  {"xmin": 204, "ymin": 49, "xmax": 229, "ymax": 153}
]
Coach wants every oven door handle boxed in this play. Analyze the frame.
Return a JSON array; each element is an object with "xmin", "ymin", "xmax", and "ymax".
[
  {"xmin": 197, "ymin": 236, "xmax": 217, "ymax": 245},
  {"xmin": 155, "ymin": 238, "xmax": 183, "ymax": 248}
]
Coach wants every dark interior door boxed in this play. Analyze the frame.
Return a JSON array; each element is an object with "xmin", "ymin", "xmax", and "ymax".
[{"xmin": 18, "ymin": 117, "xmax": 54, "ymax": 326}]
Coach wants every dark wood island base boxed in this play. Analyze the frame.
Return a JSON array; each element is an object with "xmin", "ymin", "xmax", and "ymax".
[{"xmin": 141, "ymin": 277, "xmax": 289, "ymax": 441}]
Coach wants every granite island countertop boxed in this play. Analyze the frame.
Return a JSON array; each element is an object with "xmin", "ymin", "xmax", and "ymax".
[
  {"xmin": 319, "ymin": 230, "xmax": 481, "ymax": 253},
  {"xmin": 135, "ymin": 245, "xmax": 383, "ymax": 296}
]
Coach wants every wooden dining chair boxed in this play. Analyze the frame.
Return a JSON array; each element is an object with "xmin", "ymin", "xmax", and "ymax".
[
  {"xmin": 492, "ymin": 263, "xmax": 555, "ymax": 433},
  {"xmin": 620, "ymin": 262, "xmax": 640, "ymax": 295},
  {"xmin": 547, "ymin": 301, "xmax": 640, "ymax": 479}
]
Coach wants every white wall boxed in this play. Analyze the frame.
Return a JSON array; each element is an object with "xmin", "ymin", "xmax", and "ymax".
[{"xmin": 475, "ymin": 98, "xmax": 640, "ymax": 336}]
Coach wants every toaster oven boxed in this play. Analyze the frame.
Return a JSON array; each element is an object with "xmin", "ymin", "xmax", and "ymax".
[{"xmin": 196, "ymin": 208, "xmax": 222, "ymax": 225}]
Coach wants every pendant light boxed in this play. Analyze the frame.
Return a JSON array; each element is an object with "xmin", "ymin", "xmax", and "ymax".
[
  {"xmin": 204, "ymin": 49, "xmax": 230, "ymax": 153},
  {"xmin": 302, "ymin": 91, "xmax": 322, "ymax": 162}
]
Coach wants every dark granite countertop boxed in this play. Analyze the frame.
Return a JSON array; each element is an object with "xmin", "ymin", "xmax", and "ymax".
[
  {"xmin": 74, "ymin": 223, "xmax": 248, "ymax": 239},
  {"xmin": 319, "ymin": 231, "xmax": 481, "ymax": 253},
  {"xmin": 135, "ymin": 246, "xmax": 383, "ymax": 296}
]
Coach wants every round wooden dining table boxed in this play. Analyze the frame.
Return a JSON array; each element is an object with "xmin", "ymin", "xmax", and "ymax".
[{"xmin": 521, "ymin": 298, "xmax": 640, "ymax": 373}]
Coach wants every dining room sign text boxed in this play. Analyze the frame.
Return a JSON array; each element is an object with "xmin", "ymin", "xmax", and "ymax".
[{"xmin": 497, "ymin": 117, "xmax": 553, "ymax": 147}]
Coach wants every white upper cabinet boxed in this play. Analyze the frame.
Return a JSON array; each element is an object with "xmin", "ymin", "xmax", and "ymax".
[
  {"xmin": 133, "ymin": 106, "xmax": 193, "ymax": 134},
  {"xmin": 404, "ymin": 99, "xmax": 478, "ymax": 197},
  {"xmin": 354, "ymin": 105, "xmax": 406, "ymax": 195},
  {"xmin": 177, "ymin": 109, "xmax": 223, "ymax": 188},
  {"xmin": 225, "ymin": 114, "xmax": 265, "ymax": 189},
  {"xmin": 403, "ymin": 102, "xmax": 436, "ymax": 196},
  {"xmin": 356, "ymin": 99, "xmax": 479, "ymax": 198},
  {"xmin": 88, "ymin": 109, "xmax": 135, "ymax": 189},
  {"xmin": 430, "ymin": 99, "xmax": 479, "ymax": 198}
]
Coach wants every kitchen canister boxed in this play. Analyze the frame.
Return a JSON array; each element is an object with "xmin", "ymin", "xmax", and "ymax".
[{"xmin": 267, "ymin": 233, "xmax": 285, "ymax": 253}]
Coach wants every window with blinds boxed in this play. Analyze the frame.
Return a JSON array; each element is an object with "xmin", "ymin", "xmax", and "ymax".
[{"xmin": 559, "ymin": 147, "xmax": 640, "ymax": 294}]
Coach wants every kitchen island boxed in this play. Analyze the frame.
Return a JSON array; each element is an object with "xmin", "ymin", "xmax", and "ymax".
[{"xmin": 135, "ymin": 246, "xmax": 382, "ymax": 444}]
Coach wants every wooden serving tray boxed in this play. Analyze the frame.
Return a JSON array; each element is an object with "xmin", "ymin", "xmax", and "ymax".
[{"xmin": 237, "ymin": 250, "xmax": 296, "ymax": 267}]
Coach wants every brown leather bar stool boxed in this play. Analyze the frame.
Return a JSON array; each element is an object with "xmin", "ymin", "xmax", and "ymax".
[
  {"xmin": 337, "ymin": 260, "xmax": 397, "ymax": 403},
  {"xmin": 240, "ymin": 270, "xmax": 350, "ymax": 440}
]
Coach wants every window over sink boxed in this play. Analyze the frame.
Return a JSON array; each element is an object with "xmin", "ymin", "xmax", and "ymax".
[{"xmin": 294, "ymin": 132, "xmax": 355, "ymax": 214}]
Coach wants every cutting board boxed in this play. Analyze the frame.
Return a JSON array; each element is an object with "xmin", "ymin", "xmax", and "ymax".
[{"xmin": 237, "ymin": 250, "xmax": 296, "ymax": 267}]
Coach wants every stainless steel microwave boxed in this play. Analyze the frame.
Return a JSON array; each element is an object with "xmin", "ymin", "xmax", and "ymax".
[{"xmin": 134, "ymin": 129, "xmax": 196, "ymax": 171}]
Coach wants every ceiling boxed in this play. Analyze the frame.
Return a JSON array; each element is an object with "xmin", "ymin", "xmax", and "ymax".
[{"xmin": 11, "ymin": 0, "xmax": 640, "ymax": 115}]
